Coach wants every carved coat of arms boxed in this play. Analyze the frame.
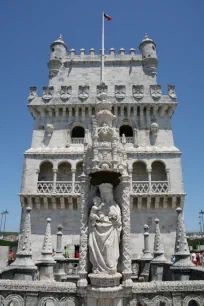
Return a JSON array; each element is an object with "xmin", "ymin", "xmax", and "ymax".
[
  {"xmin": 60, "ymin": 86, "xmax": 72, "ymax": 101},
  {"xmin": 168, "ymin": 85, "xmax": 177, "ymax": 99},
  {"xmin": 78, "ymin": 85, "xmax": 89, "ymax": 100},
  {"xmin": 42, "ymin": 86, "xmax": 54, "ymax": 101},
  {"xmin": 150, "ymin": 85, "xmax": 162, "ymax": 99},
  {"xmin": 132, "ymin": 85, "xmax": 144, "ymax": 99},
  {"xmin": 97, "ymin": 83, "xmax": 108, "ymax": 100},
  {"xmin": 115, "ymin": 85, "xmax": 126, "ymax": 99},
  {"xmin": 27, "ymin": 87, "xmax": 37, "ymax": 102}
]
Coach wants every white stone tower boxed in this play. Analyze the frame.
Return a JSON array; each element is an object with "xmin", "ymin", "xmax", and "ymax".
[{"xmin": 20, "ymin": 34, "xmax": 184, "ymax": 260}]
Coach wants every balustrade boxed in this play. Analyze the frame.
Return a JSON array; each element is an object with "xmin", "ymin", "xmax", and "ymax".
[
  {"xmin": 132, "ymin": 181, "xmax": 169, "ymax": 194},
  {"xmin": 120, "ymin": 137, "xmax": 134, "ymax": 143},
  {"xmin": 71, "ymin": 137, "xmax": 84, "ymax": 144},
  {"xmin": 37, "ymin": 181, "xmax": 81, "ymax": 194}
]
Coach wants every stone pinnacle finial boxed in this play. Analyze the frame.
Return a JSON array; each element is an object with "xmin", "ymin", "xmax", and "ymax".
[
  {"xmin": 42, "ymin": 218, "xmax": 53, "ymax": 256},
  {"xmin": 152, "ymin": 218, "xmax": 166, "ymax": 262},
  {"xmin": 174, "ymin": 208, "xmax": 190, "ymax": 256},
  {"xmin": 55, "ymin": 224, "xmax": 64, "ymax": 259},
  {"xmin": 17, "ymin": 207, "xmax": 32, "ymax": 256},
  {"xmin": 59, "ymin": 34, "xmax": 63, "ymax": 40},
  {"xmin": 144, "ymin": 33, "xmax": 149, "ymax": 40},
  {"xmin": 141, "ymin": 224, "xmax": 153, "ymax": 260}
]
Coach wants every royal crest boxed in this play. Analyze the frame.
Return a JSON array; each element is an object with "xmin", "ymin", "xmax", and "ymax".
[
  {"xmin": 132, "ymin": 85, "xmax": 144, "ymax": 99},
  {"xmin": 168, "ymin": 85, "xmax": 177, "ymax": 99},
  {"xmin": 115, "ymin": 85, "xmax": 126, "ymax": 100},
  {"xmin": 42, "ymin": 86, "xmax": 54, "ymax": 101},
  {"xmin": 78, "ymin": 85, "xmax": 89, "ymax": 100},
  {"xmin": 60, "ymin": 86, "xmax": 72, "ymax": 101},
  {"xmin": 97, "ymin": 82, "xmax": 108, "ymax": 100},
  {"xmin": 150, "ymin": 85, "xmax": 162, "ymax": 99},
  {"xmin": 27, "ymin": 87, "xmax": 37, "ymax": 102}
]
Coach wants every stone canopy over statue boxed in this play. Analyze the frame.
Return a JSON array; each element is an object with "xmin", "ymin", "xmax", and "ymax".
[{"xmin": 88, "ymin": 183, "xmax": 122, "ymax": 275}]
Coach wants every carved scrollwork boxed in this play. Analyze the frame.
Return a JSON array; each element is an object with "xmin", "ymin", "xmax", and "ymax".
[
  {"xmin": 115, "ymin": 85, "xmax": 126, "ymax": 100},
  {"xmin": 168, "ymin": 85, "xmax": 177, "ymax": 99},
  {"xmin": 27, "ymin": 86, "xmax": 37, "ymax": 102},
  {"xmin": 60, "ymin": 86, "xmax": 72, "ymax": 101},
  {"xmin": 78, "ymin": 85, "xmax": 89, "ymax": 100},
  {"xmin": 42, "ymin": 86, "xmax": 54, "ymax": 101},
  {"xmin": 150, "ymin": 85, "xmax": 162, "ymax": 99},
  {"xmin": 132, "ymin": 85, "xmax": 144, "ymax": 100}
]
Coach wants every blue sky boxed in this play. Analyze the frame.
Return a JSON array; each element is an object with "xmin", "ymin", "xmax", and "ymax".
[{"xmin": 0, "ymin": 0, "xmax": 203, "ymax": 232}]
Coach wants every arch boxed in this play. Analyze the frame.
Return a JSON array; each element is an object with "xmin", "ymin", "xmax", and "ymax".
[
  {"xmin": 57, "ymin": 162, "xmax": 72, "ymax": 181},
  {"xmin": 76, "ymin": 161, "xmax": 83, "ymax": 181},
  {"xmin": 151, "ymin": 296, "xmax": 172, "ymax": 306},
  {"xmin": 6, "ymin": 295, "xmax": 24, "ymax": 306},
  {"xmin": 151, "ymin": 161, "xmax": 167, "ymax": 181},
  {"xmin": 39, "ymin": 297, "xmax": 58, "ymax": 306},
  {"xmin": 71, "ymin": 126, "xmax": 85, "ymax": 138},
  {"xmin": 118, "ymin": 119, "xmax": 136, "ymax": 129},
  {"xmin": 38, "ymin": 161, "xmax": 54, "ymax": 181},
  {"xmin": 183, "ymin": 295, "xmax": 203, "ymax": 306},
  {"xmin": 119, "ymin": 125, "xmax": 133, "ymax": 137},
  {"xmin": 132, "ymin": 161, "xmax": 148, "ymax": 181}
]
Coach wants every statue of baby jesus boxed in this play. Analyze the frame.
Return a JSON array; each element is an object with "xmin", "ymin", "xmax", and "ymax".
[{"xmin": 90, "ymin": 196, "xmax": 105, "ymax": 226}]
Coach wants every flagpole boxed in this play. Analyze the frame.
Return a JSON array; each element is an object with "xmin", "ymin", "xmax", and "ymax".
[{"xmin": 101, "ymin": 11, "xmax": 105, "ymax": 83}]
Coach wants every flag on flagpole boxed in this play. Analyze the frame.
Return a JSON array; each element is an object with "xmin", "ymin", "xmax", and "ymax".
[{"xmin": 104, "ymin": 13, "xmax": 112, "ymax": 21}]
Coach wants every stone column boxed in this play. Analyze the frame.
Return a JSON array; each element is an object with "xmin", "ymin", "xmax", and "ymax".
[
  {"xmin": 129, "ymin": 169, "xmax": 133, "ymax": 192},
  {"xmin": 147, "ymin": 169, "xmax": 152, "ymax": 192},
  {"xmin": 134, "ymin": 128, "xmax": 138, "ymax": 148},
  {"xmin": 72, "ymin": 169, "xmax": 76, "ymax": 193},
  {"xmin": 53, "ymin": 168, "xmax": 58, "ymax": 193},
  {"xmin": 121, "ymin": 174, "xmax": 133, "ymax": 287},
  {"xmin": 77, "ymin": 173, "xmax": 89, "ymax": 288}
]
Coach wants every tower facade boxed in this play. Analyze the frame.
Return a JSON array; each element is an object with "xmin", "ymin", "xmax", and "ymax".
[{"xmin": 21, "ymin": 34, "xmax": 184, "ymax": 260}]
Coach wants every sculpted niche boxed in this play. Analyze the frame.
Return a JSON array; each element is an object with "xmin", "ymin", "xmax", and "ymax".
[{"xmin": 88, "ymin": 183, "xmax": 122, "ymax": 274}]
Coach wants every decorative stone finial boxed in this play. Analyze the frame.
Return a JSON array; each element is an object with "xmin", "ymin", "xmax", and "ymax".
[
  {"xmin": 152, "ymin": 219, "xmax": 166, "ymax": 262},
  {"xmin": 59, "ymin": 34, "xmax": 63, "ymax": 40},
  {"xmin": 17, "ymin": 207, "xmax": 32, "ymax": 256},
  {"xmin": 41, "ymin": 218, "xmax": 53, "ymax": 258},
  {"xmin": 55, "ymin": 224, "xmax": 64, "ymax": 260},
  {"xmin": 174, "ymin": 208, "xmax": 191, "ymax": 256}
]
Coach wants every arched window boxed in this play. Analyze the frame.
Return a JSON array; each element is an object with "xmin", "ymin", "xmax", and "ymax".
[
  {"xmin": 38, "ymin": 162, "xmax": 53, "ymax": 181},
  {"xmin": 132, "ymin": 162, "xmax": 148, "ymax": 181},
  {"xmin": 151, "ymin": 161, "xmax": 167, "ymax": 181},
  {"xmin": 76, "ymin": 162, "xmax": 83, "ymax": 181},
  {"xmin": 71, "ymin": 126, "xmax": 85, "ymax": 144},
  {"xmin": 119, "ymin": 125, "xmax": 133, "ymax": 137},
  {"xmin": 188, "ymin": 301, "xmax": 199, "ymax": 306},
  {"xmin": 57, "ymin": 162, "xmax": 72, "ymax": 181}
]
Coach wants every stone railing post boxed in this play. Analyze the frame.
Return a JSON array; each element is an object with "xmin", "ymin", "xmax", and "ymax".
[
  {"xmin": 121, "ymin": 174, "xmax": 133, "ymax": 287},
  {"xmin": 71, "ymin": 169, "xmax": 76, "ymax": 193},
  {"xmin": 53, "ymin": 168, "xmax": 58, "ymax": 193},
  {"xmin": 140, "ymin": 224, "xmax": 153, "ymax": 281},
  {"xmin": 54, "ymin": 224, "xmax": 66, "ymax": 281},
  {"xmin": 166, "ymin": 168, "xmax": 171, "ymax": 191},
  {"xmin": 147, "ymin": 169, "xmax": 152, "ymax": 192},
  {"xmin": 77, "ymin": 173, "xmax": 89, "ymax": 288}
]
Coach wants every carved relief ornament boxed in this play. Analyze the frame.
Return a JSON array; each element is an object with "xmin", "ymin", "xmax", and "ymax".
[
  {"xmin": 132, "ymin": 85, "xmax": 144, "ymax": 99},
  {"xmin": 150, "ymin": 85, "xmax": 162, "ymax": 99},
  {"xmin": 97, "ymin": 82, "xmax": 108, "ymax": 100},
  {"xmin": 60, "ymin": 85, "xmax": 72, "ymax": 101},
  {"xmin": 115, "ymin": 85, "xmax": 126, "ymax": 99},
  {"xmin": 45, "ymin": 124, "xmax": 54, "ymax": 137},
  {"xmin": 78, "ymin": 85, "xmax": 89, "ymax": 100},
  {"xmin": 42, "ymin": 86, "xmax": 54, "ymax": 101},
  {"xmin": 168, "ymin": 84, "xmax": 177, "ymax": 99}
]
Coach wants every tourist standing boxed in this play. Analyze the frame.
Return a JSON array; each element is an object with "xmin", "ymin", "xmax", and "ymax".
[{"xmin": 64, "ymin": 246, "xmax": 69, "ymax": 258}]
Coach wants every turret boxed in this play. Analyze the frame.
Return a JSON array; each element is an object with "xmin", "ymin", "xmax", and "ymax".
[
  {"xmin": 50, "ymin": 34, "xmax": 68, "ymax": 59},
  {"xmin": 48, "ymin": 34, "xmax": 67, "ymax": 78},
  {"xmin": 139, "ymin": 33, "xmax": 158, "ymax": 75}
]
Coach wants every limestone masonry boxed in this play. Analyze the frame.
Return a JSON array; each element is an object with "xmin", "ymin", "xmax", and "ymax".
[{"xmin": 0, "ymin": 34, "xmax": 203, "ymax": 306}]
